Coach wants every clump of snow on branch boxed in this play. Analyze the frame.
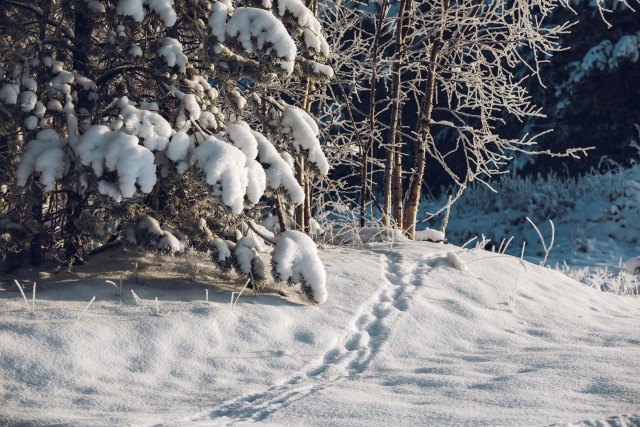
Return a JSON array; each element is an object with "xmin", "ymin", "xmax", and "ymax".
[
  {"xmin": 116, "ymin": 0, "xmax": 177, "ymax": 27},
  {"xmin": 116, "ymin": 97, "xmax": 172, "ymax": 151},
  {"xmin": 76, "ymin": 125, "xmax": 156, "ymax": 202},
  {"xmin": 190, "ymin": 136, "xmax": 256, "ymax": 214},
  {"xmin": 208, "ymin": 2, "xmax": 229, "ymax": 42},
  {"xmin": 0, "ymin": 84, "xmax": 20, "ymax": 104},
  {"xmin": 225, "ymin": 7, "xmax": 297, "ymax": 73},
  {"xmin": 415, "ymin": 228, "xmax": 445, "ymax": 243},
  {"xmin": 281, "ymin": 106, "xmax": 329, "ymax": 175},
  {"xmin": 210, "ymin": 237, "xmax": 232, "ymax": 263},
  {"xmin": 252, "ymin": 129, "xmax": 304, "ymax": 204},
  {"xmin": 226, "ymin": 121, "xmax": 267, "ymax": 204},
  {"xmin": 275, "ymin": 0, "xmax": 329, "ymax": 56},
  {"xmin": 272, "ymin": 230, "xmax": 327, "ymax": 304},
  {"xmin": 16, "ymin": 129, "xmax": 69, "ymax": 192},
  {"xmin": 159, "ymin": 38, "xmax": 188, "ymax": 73}
]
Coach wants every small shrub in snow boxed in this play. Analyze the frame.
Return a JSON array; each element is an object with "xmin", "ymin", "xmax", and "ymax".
[{"xmin": 272, "ymin": 230, "xmax": 327, "ymax": 304}]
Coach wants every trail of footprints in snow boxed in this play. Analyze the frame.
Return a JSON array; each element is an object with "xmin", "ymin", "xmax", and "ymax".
[{"xmin": 198, "ymin": 251, "xmax": 438, "ymax": 424}]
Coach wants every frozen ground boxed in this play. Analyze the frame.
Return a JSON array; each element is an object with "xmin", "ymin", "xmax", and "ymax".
[{"xmin": 1, "ymin": 241, "xmax": 639, "ymax": 426}]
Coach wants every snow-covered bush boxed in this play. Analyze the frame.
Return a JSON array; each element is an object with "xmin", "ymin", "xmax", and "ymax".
[
  {"xmin": 272, "ymin": 230, "xmax": 327, "ymax": 304},
  {"xmin": 0, "ymin": 0, "xmax": 331, "ymax": 271}
]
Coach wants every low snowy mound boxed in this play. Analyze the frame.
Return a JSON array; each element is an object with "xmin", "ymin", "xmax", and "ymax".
[{"xmin": 272, "ymin": 230, "xmax": 327, "ymax": 304}]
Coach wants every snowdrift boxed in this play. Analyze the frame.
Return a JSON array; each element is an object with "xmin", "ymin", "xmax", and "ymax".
[{"xmin": 1, "ymin": 241, "xmax": 638, "ymax": 426}]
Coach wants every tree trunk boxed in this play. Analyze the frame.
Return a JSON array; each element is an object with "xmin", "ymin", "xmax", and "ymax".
[
  {"xmin": 60, "ymin": 1, "xmax": 93, "ymax": 263},
  {"xmin": 392, "ymin": 120, "xmax": 403, "ymax": 228},
  {"xmin": 275, "ymin": 195, "xmax": 287, "ymax": 233},
  {"xmin": 294, "ymin": 156, "xmax": 306, "ymax": 232},
  {"xmin": 29, "ymin": 185, "xmax": 44, "ymax": 267},
  {"xmin": 294, "ymin": 0, "xmax": 318, "ymax": 234},
  {"xmin": 383, "ymin": 0, "xmax": 412, "ymax": 228},
  {"xmin": 403, "ymin": 1, "xmax": 449, "ymax": 239},
  {"xmin": 360, "ymin": 0, "xmax": 388, "ymax": 228}
]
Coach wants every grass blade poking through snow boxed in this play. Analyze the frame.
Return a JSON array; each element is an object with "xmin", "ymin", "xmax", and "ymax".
[
  {"xmin": 105, "ymin": 280, "xmax": 122, "ymax": 296},
  {"xmin": 526, "ymin": 217, "xmax": 555, "ymax": 267},
  {"xmin": 32, "ymin": 282, "xmax": 36, "ymax": 312},
  {"xmin": 76, "ymin": 296, "xmax": 96, "ymax": 322},
  {"xmin": 131, "ymin": 290, "xmax": 142, "ymax": 306},
  {"xmin": 13, "ymin": 280, "xmax": 32, "ymax": 312}
]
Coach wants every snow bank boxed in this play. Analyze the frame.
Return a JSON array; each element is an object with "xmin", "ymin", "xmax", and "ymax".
[
  {"xmin": 1, "ymin": 242, "xmax": 639, "ymax": 426},
  {"xmin": 415, "ymin": 227, "xmax": 445, "ymax": 243},
  {"xmin": 272, "ymin": 230, "xmax": 327, "ymax": 303}
]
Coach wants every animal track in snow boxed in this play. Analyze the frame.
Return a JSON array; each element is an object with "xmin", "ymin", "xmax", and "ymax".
[{"xmin": 190, "ymin": 249, "xmax": 440, "ymax": 425}]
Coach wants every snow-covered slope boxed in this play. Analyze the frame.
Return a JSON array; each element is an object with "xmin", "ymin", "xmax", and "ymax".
[
  {"xmin": 1, "ymin": 242, "xmax": 639, "ymax": 426},
  {"xmin": 436, "ymin": 166, "xmax": 640, "ymax": 293}
]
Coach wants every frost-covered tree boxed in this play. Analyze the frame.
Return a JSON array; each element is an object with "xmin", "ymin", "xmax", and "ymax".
[
  {"xmin": 321, "ymin": 0, "xmax": 636, "ymax": 238},
  {"xmin": 0, "ymin": 0, "xmax": 331, "ymax": 283}
]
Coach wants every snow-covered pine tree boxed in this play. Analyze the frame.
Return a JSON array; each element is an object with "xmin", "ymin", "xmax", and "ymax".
[{"xmin": 0, "ymin": 0, "xmax": 330, "ymax": 297}]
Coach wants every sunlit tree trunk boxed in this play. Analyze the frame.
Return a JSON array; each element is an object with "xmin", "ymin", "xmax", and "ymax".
[{"xmin": 383, "ymin": 0, "xmax": 412, "ymax": 229}]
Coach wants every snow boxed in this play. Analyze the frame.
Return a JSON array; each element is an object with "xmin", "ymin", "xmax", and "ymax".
[
  {"xmin": 158, "ymin": 38, "xmax": 188, "ymax": 73},
  {"xmin": 15, "ymin": 129, "xmax": 69, "ymax": 192},
  {"xmin": 208, "ymin": 1, "xmax": 228, "ymax": 42},
  {"xmin": 19, "ymin": 90, "xmax": 37, "ymax": 112},
  {"xmin": 226, "ymin": 7, "xmax": 297, "ymax": 73},
  {"xmin": 189, "ymin": 136, "xmax": 251, "ymax": 214},
  {"xmin": 210, "ymin": 237, "xmax": 232, "ymax": 263},
  {"xmin": 117, "ymin": 97, "xmax": 172, "ymax": 151},
  {"xmin": 128, "ymin": 43, "xmax": 143, "ymax": 57},
  {"xmin": 277, "ymin": 0, "xmax": 330, "ymax": 56},
  {"xmin": 281, "ymin": 105, "xmax": 329, "ymax": 175},
  {"xmin": 1, "ymin": 241, "xmax": 638, "ymax": 425},
  {"xmin": 414, "ymin": 227, "xmax": 445, "ymax": 242},
  {"xmin": 234, "ymin": 236, "xmax": 256, "ymax": 274},
  {"xmin": 0, "ymin": 83, "xmax": 20, "ymax": 104},
  {"xmin": 76, "ymin": 125, "xmax": 157, "ymax": 201},
  {"xmin": 609, "ymin": 34, "xmax": 640, "ymax": 68},
  {"xmin": 272, "ymin": 230, "xmax": 327, "ymax": 304},
  {"xmin": 166, "ymin": 130, "xmax": 191, "ymax": 163},
  {"xmin": 116, "ymin": 0, "xmax": 177, "ymax": 27},
  {"xmin": 24, "ymin": 115, "xmax": 38, "ymax": 131},
  {"xmin": 435, "ymin": 165, "xmax": 640, "ymax": 294},
  {"xmin": 253, "ymin": 129, "xmax": 305, "ymax": 204}
]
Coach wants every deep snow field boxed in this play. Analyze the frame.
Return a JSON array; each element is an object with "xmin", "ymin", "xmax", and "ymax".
[{"xmin": 1, "ymin": 239, "xmax": 639, "ymax": 426}]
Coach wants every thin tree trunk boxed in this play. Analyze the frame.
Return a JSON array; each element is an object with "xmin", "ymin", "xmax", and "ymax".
[
  {"xmin": 392, "ymin": 118, "xmax": 403, "ymax": 228},
  {"xmin": 61, "ymin": 1, "xmax": 93, "ymax": 263},
  {"xmin": 29, "ymin": 185, "xmax": 44, "ymax": 266},
  {"xmin": 294, "ymin": 0, "xmax": 317, "ymax": 234},
  {"xmin": 275, "ymin": 195, "xmax": 287, "ymax": 233},
  {"xmin": 383, "ymin": 0, "xmax": 412, "ymax": 228},
  {"xmin": 403, "ymin": 1, "xmax": 449, "ymax": 239},
  {"xmin": 294, "ymin": 156, "xmax": 306, "ymax": 232},
  {"xmin": 360, "ymin": 0, "xmax": 388, "ymax": 228}
]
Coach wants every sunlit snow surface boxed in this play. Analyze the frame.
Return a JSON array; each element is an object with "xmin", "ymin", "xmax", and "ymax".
[{"xmin": 1, "ymin": 242, "xmax": 639, "ymax": 426}]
